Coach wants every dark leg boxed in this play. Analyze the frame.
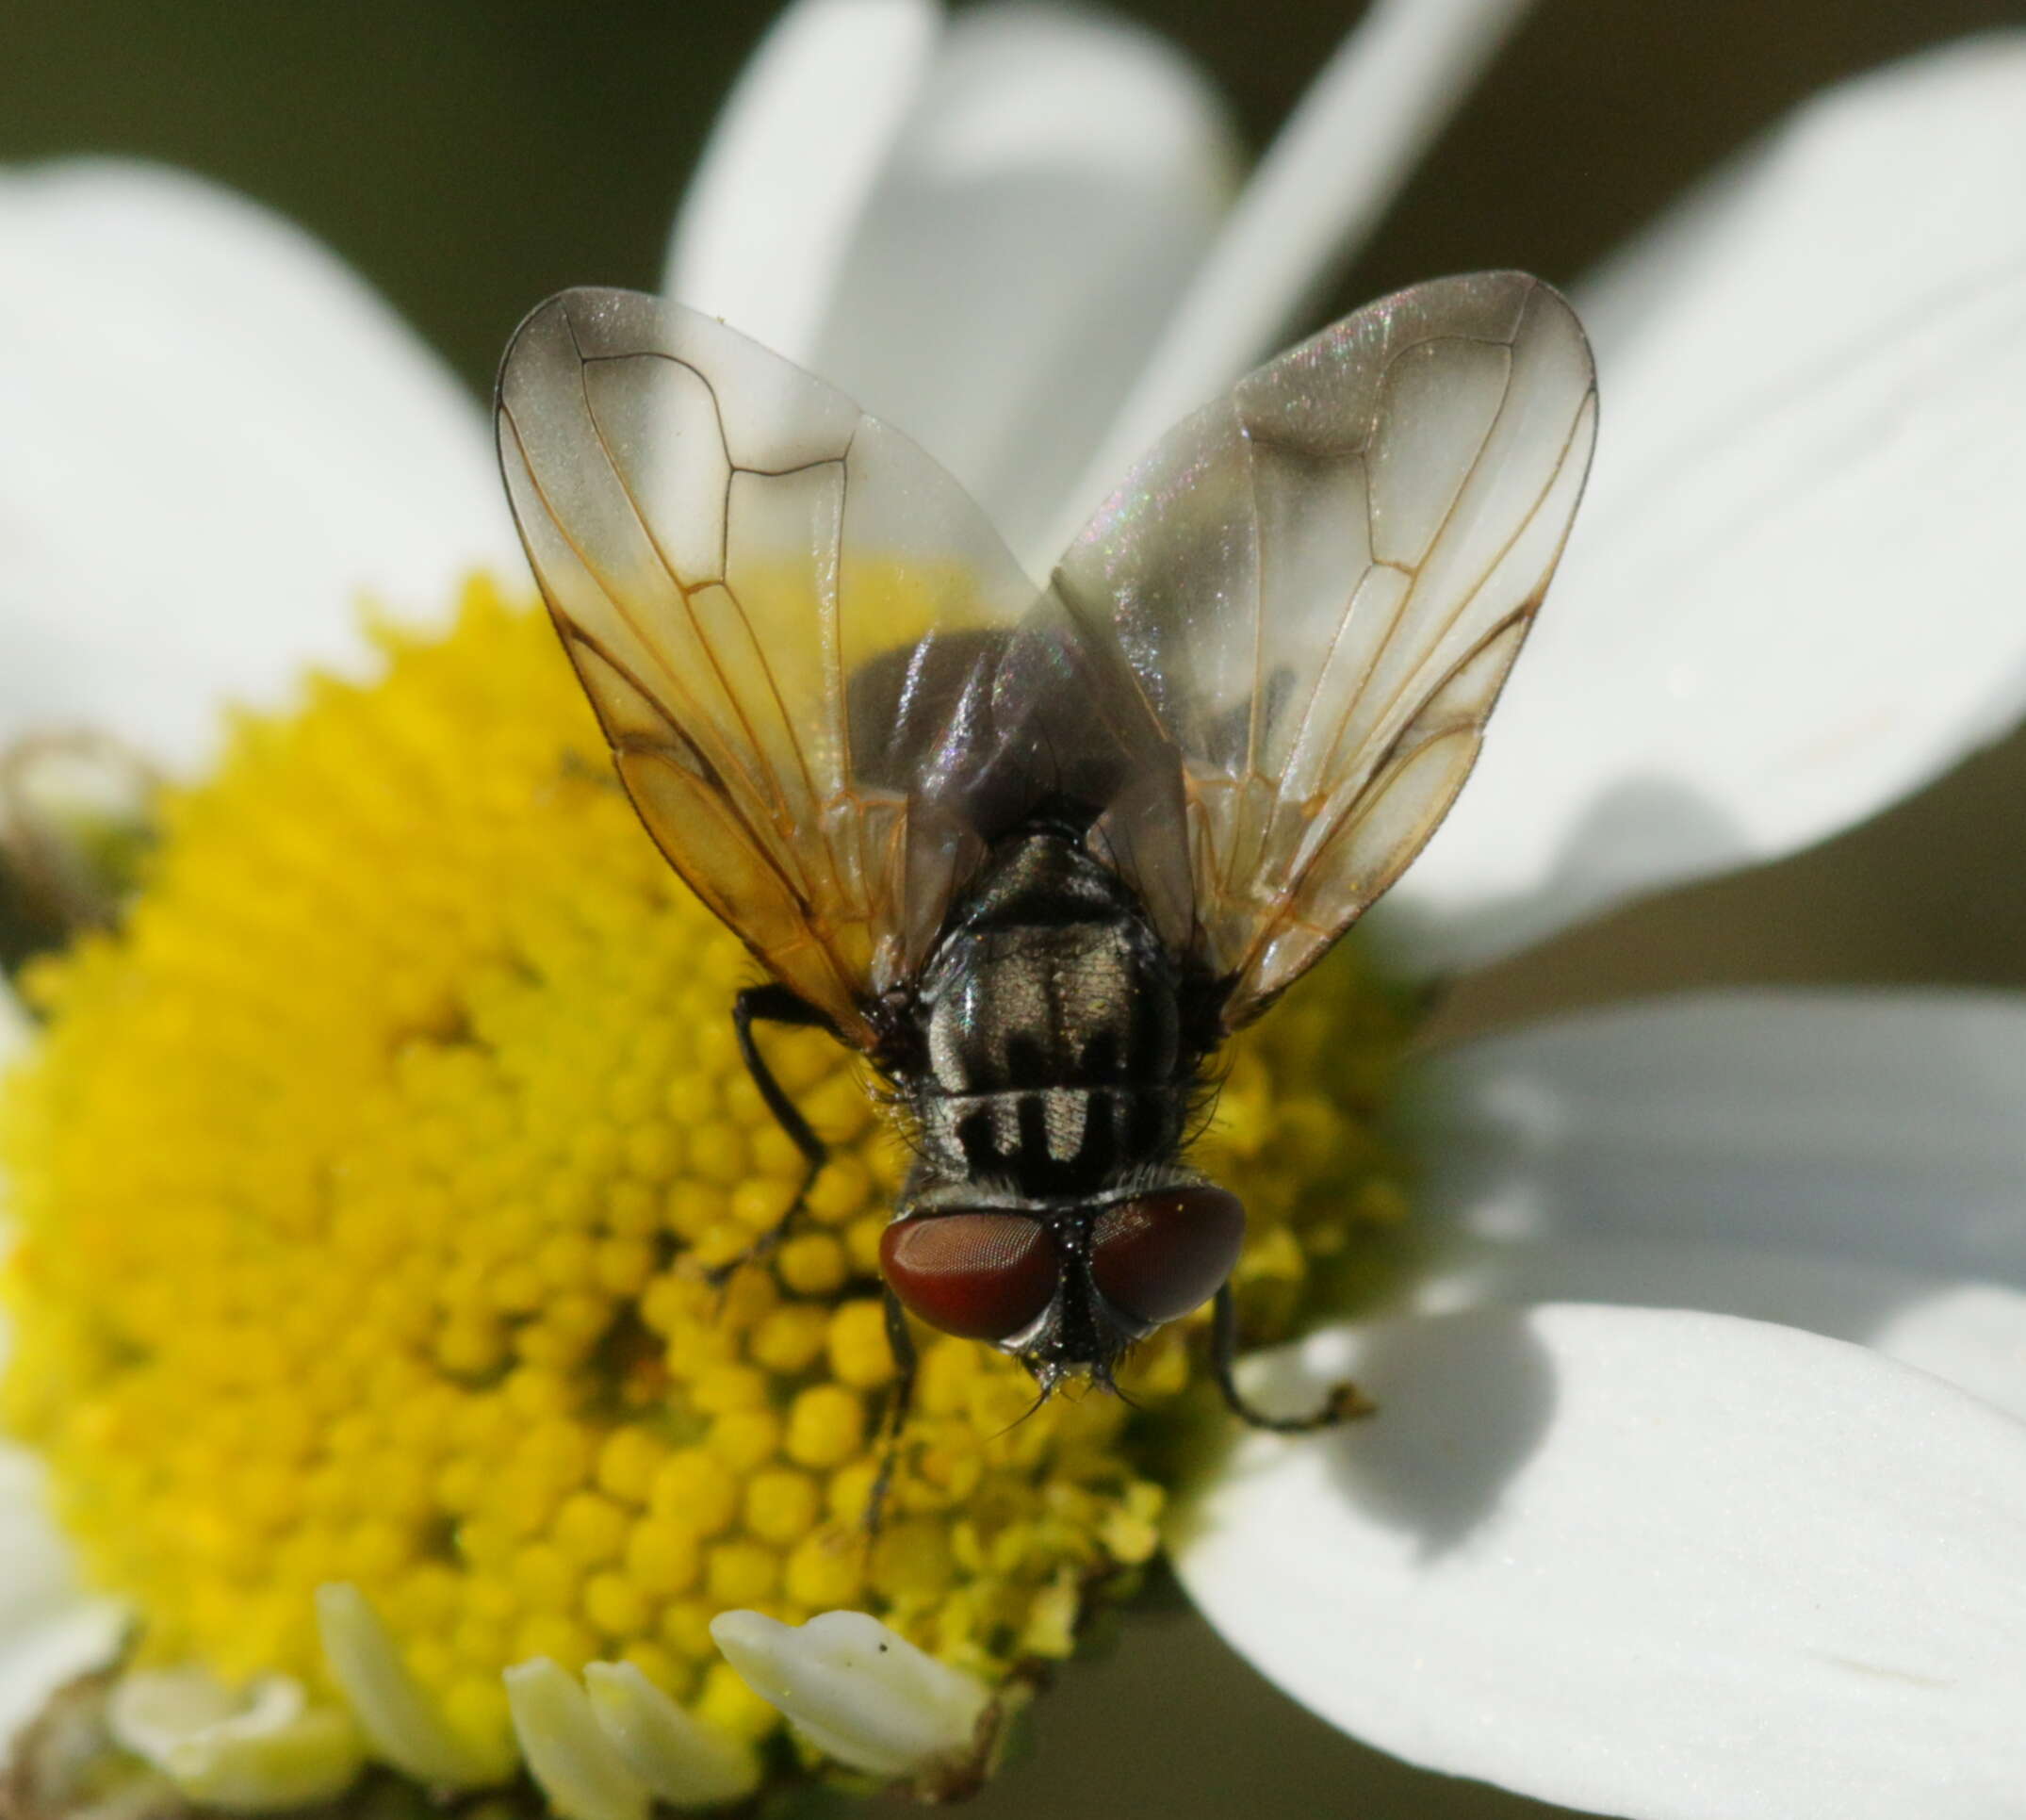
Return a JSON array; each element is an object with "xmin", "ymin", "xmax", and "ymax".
[
  {"xmin": 863, "ymin": 1289, "xmax": 920, "ymax": 1536},
  {"xmin": 708, "ymin": 983, "xmax": 835, "ymax": 1286},
  {"xmin": 1211, "ymin": 1284, "xmax": 1375, "ymax": 1433}
]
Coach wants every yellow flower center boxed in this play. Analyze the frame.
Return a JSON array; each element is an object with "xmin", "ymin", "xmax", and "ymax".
[{"xmin": 2, "ymin": 580, "xmax": 1413, "ymax": 1789}]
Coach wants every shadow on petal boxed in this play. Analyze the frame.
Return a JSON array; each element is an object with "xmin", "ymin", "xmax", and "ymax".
[
  {"xmin": 1236, "ymin": 1311, "xmax": 1559, "ymax": 1558},
  {"xmin": 1174, "ymin": 1305, "xmax": 2026, "ymax": 1820}
]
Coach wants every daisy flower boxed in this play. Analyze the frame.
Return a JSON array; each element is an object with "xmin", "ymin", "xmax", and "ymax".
[{"xmin": 3, "ymin": 4, "xmax": 2025, "ymax": 1818}]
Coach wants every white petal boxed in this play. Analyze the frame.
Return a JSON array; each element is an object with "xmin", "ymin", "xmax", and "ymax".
[
  {"xmin": 804, "ymin": 3, "xmax": 1238, "ymax": 570},
  {"xmin": 0, "ymin": 162, "xmax": 517, "ymax": 772},
  {"xmin": 1382, "ymin": 38, "xmax": 2026, "ymax": 972},
  {"xmin": 663, "ymin": 0, "xmax": 936, "ymax": 369},
  {"xmin": 1174, "ymin": 1304, "xmax": 2026, "ymax": 1820},
  {"xmin": 1053, "ymin": 0, "xmax": 1534, "ymax": 554},
  {"xmin": 710, "ymin": 1609, "xmax": 989, "ymax": 1781},
  {"xmin": 1413, "ymin": 1232, "xmax": 2026, "ymax": 1423},
  {"xmin": 1407, "ymin": 989, "xmax": 2026, "ymax": 1283},
  {"xmin": 1408, "ymin": 990, "xmax": 2026, "ymax": 1420},
  {"xmin": 0, "ymin": 1445, "xmax": 126, "ymax": 1750}
]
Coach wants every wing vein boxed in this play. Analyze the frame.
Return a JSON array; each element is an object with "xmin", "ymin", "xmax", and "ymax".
[
  {"xmin": 1051, "ymin": 272, "xmax": 1595, "ymax": 1025},
  {"xmin": 498, "ymin": 287, "xmax": 1047, "ymax": 1040}
]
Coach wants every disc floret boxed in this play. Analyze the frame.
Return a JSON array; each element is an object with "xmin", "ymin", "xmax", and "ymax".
[{"xmin": 1, "ymin": 582, "xmax": 1412, "ymax": 1807}]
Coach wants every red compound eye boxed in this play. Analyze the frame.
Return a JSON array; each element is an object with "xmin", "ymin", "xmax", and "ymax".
[
  {"xmin": 1089, "ymin": 1187, "xmax": 1246, "ymax": 1326},
  {"xmin": 881, "ymin": 1212, "xmax": 1060, "ymax": 1341}
]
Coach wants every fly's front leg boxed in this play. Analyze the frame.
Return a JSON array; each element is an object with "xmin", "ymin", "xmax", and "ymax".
[
  {"xmin": 707, "ymin": 983, "xmax": 834, "ymax": 1287},
  {"xmin": 1210, "ymin": 1283, "xmax": 1375, "ymax": 1433},
  {"xmin": 863, "ymin": 1288, "xmax": 920, "ymax": 1537}
]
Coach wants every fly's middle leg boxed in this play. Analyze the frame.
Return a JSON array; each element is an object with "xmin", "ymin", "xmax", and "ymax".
[
  {"xmin": 707, "ymin": 982, "xmax": 835, "ymax": 1287},
  {"xmin": 1210, "ymin": 1283, "xmax": 1376, "ymax": 1433},
  {"xmin": 862, "ymin": 1288, "xmax": 920, "ymax": 1537}
]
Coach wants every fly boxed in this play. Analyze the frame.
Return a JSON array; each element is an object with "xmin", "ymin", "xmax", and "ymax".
[{"xmin": 495, "ymin": 273, "xmax": 1597, "ymax": 1502}]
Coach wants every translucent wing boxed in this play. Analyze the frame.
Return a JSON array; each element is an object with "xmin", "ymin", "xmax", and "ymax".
[
  {"xmin": 496, "ymin": 287, "xmax": 1046, "ymax": 1046},
  {"xmin": 1054, "ymin": 271, "xmax": 1597, "ymax": 1025}
]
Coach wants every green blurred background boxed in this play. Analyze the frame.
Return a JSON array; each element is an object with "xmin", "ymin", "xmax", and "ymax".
[{"xmin": 6, "ymin": 1, "xmax": 2022, "ymax": 1814}]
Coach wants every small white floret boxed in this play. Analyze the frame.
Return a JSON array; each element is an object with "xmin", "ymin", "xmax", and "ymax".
[
  {"xmin": 503, "ymin": 1659, "xmax": 650, "ymax": 1820},
  {"xmin": 583, "ymin": 1661, "xmax": 760, "ymax": 1807},
  {"xmin": 107, "ymin": 1664, "xmax": 363, "ymax": 1811},
  {"xmin": 314, "ymin": 1582, "xmax": 511, "ymax": 1788},
  {"xmin": 710, "ymin": 1609, "xmax": 991, "ymax": 1780}
]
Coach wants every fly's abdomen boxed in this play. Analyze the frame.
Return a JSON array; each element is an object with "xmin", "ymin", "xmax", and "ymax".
[
  {"xmin": 917, "ymin": 1083, "xmax": 1185, "ymax": 1195},
  {"xmin": 910, "ymin": 873, "xmax": 1191, "ymax": 1194}
]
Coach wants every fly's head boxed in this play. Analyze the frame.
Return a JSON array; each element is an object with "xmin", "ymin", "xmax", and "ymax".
[{"xmin": 879, "ymin": 1174, "xmax": 1246, "ymax": 1397}]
